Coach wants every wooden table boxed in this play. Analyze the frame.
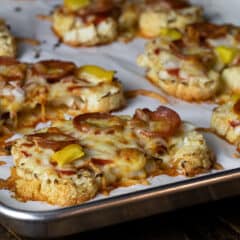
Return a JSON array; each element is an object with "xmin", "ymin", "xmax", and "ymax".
[{"xmin": 1, "ymin": 196, "xmax": 240, "ymax": 240}]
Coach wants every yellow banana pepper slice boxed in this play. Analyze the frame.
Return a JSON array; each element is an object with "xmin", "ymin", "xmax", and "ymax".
[
  {"xmin": 76, "ymin": 65, "xmax": 115, "ymax": 83},
  {"xmin": 232, "ymin": 94, "xmax": 240, "ymax": 102},
  {"xmin": 159, "ymin": 28, "xmax": 182, "ymax": 41},
  {"xmin": 215, "ymin": 46, "xmax": 238, "ymax": 65},
  {"xmin": 51, "ymin": 144, "xmax": 85, "ymax": 167},
  {"xmin": 64, "ymin": 0, "xmax": 90, "ymax": 11}
]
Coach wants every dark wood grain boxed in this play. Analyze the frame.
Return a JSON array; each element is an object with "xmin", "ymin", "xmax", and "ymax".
[
  {"xmin": 2, "ymin": 196, "xmax": 240, "ymax": 240},
  {"xmin": 0, "ymin": 224, "xmax": 21, "ymax": 240}
]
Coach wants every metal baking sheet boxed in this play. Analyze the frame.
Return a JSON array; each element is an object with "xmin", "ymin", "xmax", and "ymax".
[{"xmin": 1, "ymin": 0, "xmax": 240, "ymax": 238}]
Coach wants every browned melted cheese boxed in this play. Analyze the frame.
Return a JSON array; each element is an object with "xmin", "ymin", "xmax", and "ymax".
[
  {"xmin": 16, "ymin": 37, "xmax": 41, "ymax": 46},
  {"xmin": 126, "ymin": 89, "xmax": 168, "ymax": 103},
  {"xmin": 0, "ymin": 161, "xmax": 6, "ymax": 166},
  {"xmin": 0, "ymin": 168, "xmax": 16, "ymax": 191}
]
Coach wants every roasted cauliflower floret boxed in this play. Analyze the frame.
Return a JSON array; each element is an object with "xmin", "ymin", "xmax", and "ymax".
[
  {"xmin": 11, "ymin": 137, "xmax": 99, "ymax": 206},
  {"xmin": 0, "ymin": 19, "xmax": 16, "ymax": 57},
  {"xmin": 211, "ymin": 100, "xmax": 240, "ymax": 149},
  {"xmin": 169, "ymin": 128, "xmax": 214, "ymax": 176},
  {"xmin": 222, "ymin": 66, "xmax": 240, "ymax": 94}
]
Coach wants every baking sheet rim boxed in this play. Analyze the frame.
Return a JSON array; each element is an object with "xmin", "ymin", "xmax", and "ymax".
[{"xmin": 1, "ymin": 167, "xmax": 240, "ymax": 222}]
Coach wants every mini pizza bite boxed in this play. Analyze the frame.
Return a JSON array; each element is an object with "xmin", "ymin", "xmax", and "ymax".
[
  {"xmin": 138, "ymin": 0, "xmax": 203, "ymax": 38},
  {"xmin": 185, "ymin": 22, "xmax": 240, "ymax": 95},
  {"xmin": 137, "ymin": 21, "xmax": 240, "ymax": 102},
  {"xmin": 0, "ymin": 19, "xmax": 16, "ymax": 57},
  {"xmin": 7, "ymin": 106, "xmax": 215, "ymax": 206},
  {"xmin": 221, "ymin": 48, "xmax": 240, "ymax": 94},
  {"xmin": 0, "ymin": 57, "xmax": 125, "ymax": 126},
  {"xmin": 137, "ymin": 35, "xmax": 220, "ymax": 101},
  {"xmin": 185, "ymin": 23, "xmax": 240, "ymax": 70},
  {"xmin": 117, "ymin": 0, "xmax": 142, "ymax": 41},
  {"xmin": 187, "ymin": 22, "xmax": 240, "ymax": 48},
  {"xmin": 52, "ymin": 0, "xmax": 122, "ymax": 46},
  {"xmin": 211, "ymin": 98, "xmax": 240, "ymax": 150},
  {"xmin": 222, "ymin": 65, "xmax": 240, "ymax": 94}
]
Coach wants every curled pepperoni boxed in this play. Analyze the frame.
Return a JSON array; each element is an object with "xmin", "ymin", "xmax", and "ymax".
[
  {"xmin": 73, "ymin": 113, "xmax": 123, "ymax": 133},
  {"xmin": 229, "ymin": 120, "xmax": 240, "ymax": 128},
  {"xmin": 186, "ymin": 23, "xmax": 230, "ymax": 43},
  {"xmin": 167, "ymin": 68, "xmax": 180, "ymax": 78},
  {"xmin": 90, "ymin": 0, "xmax": 117, "ymax": 13},
  {"xmin": 76, "ymin": 0, "xmax": 122, "ymax": 16},
  {"xmin": 145, "ymin": 0, "xmax": 189, "ymax": 10},
  {"xmin": 57, "ymin": 169, "xmax": 77, "ymax": 176},
  {"xmin": 169, "ymin": 41, "xmax": 197, "ymax": 61},
  {"xmin": 27, "ymin": 132, "xmax": 77, "ymax": 151},
  {"xmin": 31, "ymin": 60, "xmax": 76, "ymax": 82},
  {"xmin": 133, "ymin": 106, "xmax": 181, "ymax": 138},
  {"xmin": 91, "ymin": 158, "xmax": 114, "ymax": 165},
  {"xmin": 0, "ymin": 57, "xmax": 19, "ymax": 66},
  {"xmin": 0, "ymin": 57, "xmax": 27, "ymax": 82},
  {"xmin": 169, "ymin": 40, "xmax": 214, "ymax": 68}
]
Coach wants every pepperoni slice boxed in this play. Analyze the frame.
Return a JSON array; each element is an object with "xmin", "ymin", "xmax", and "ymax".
[
  {"xmin": 27, "ymin": 132, "xmax": 77, "ymax": 151},
  {"xmin": 0, "ymin": 57, "xmax": 19, "ymax": 66},
  {"xmin": 167, "ymin": 68, "xmax": 180, "ymax": 77},
  {"xmin": 31, "ymin": 60, "xmax": 76, "ymax": 82},
  {"xmin": 145, "ymin": 0, "xmax": 189, "ymax": 10},
  {"xmin": 73, "ymin": 113, "xmax": 123, "ymax": 133},
  {"xmin": 0, "ymin": 57, "xmax": 27, "ymax": 82},
  {"xmin": 133, "ymin": 106, "xmax": 181, "ymax": 138},
  {"xmin": 57, "ymin": 169, "xmax": 77, "ymax": 176},
  {"xmin": 76, "ymin": 0, "xmax": 122, "ymax": 16},
  {"xmin": 229, "ymin": 120, "xmax": 240, "ymax": 128},
  {"xmin": 91, "ymin": 158, "xmax": 114, "ymax": 165},
  {"xmin": 186, "ymin": 23, "xmax": 230, "ymax": 42}
]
